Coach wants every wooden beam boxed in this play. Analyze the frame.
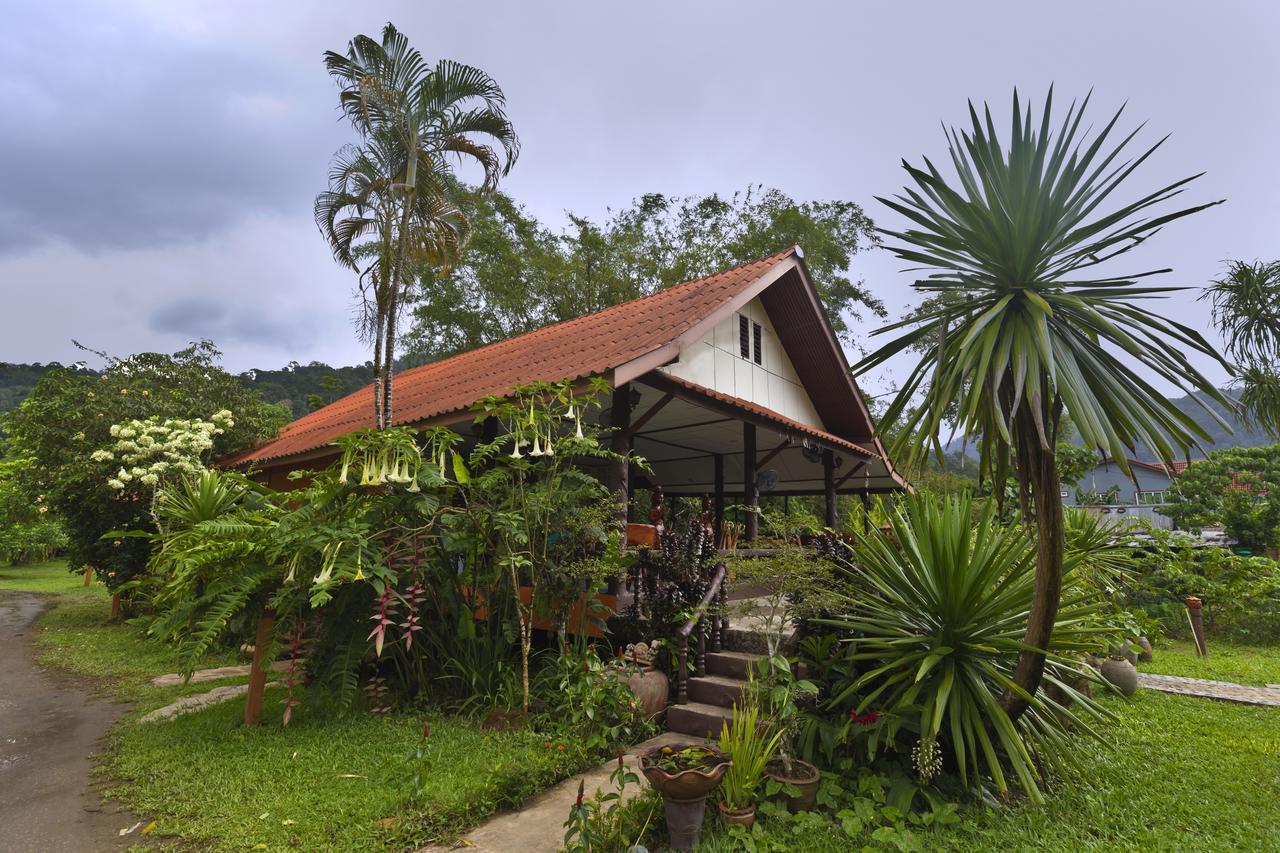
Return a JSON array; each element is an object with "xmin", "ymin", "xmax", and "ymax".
[
  {"xmin": 823, "ymin": 449, "xmax": 837, "ymax": 529},
  {"xmin": 744, "ymin": 422, "xmax": 758, "ymax": 543},
  {"xmin": 834, "ymin": 459, "xmax": 869, "ymax": 489},
  {"xmin": 624, "ymin": 393, "xmax": 675, "ymax": 437},
  {"xmin": 755, "ymin": 437, "xmax": 794, "ymax": 469},
  {"xmin": 633, "ymin": 416, "xmax": 736, "ymax": 437},
  {"xmin": 244, "ymin": 608, "xmax": 275, "ymax": 726},
  {"xmin": 713, "ymin": 454, "xmax": 725, "ymax": 542}
]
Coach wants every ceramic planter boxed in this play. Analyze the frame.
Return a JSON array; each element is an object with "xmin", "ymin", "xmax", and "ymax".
[
  {"xmin": 628, "ymin": 666, "xmax": 669, "ymax": 721},
  {"xmin": 639, "ymin": 743, "xmax": 730, "ymax": 850},
  {"xmin": 718, "ymin": 800, "xmax": 756, "ymax": 828},
  {"xmin": 1100, "ymin": 657, "xmax": 1139, "ymax": 696},
  {"xmin": 765, "ymin": 757, "xmax": 820, "ymax": 812}
]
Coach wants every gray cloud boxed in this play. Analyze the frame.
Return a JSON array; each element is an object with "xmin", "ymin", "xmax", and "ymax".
[
  {"xmin": 0, "ymin": 0, "xmax": 1276, "ymax": 388},
  {"xmin": 0, "ymin": 0, "xmax": 342, "ymax": 254}
]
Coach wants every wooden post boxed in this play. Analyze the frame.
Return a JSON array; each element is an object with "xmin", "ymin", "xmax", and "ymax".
[
  {"xmin": 1186, "ymin": 597, "xmax": 1208, "ymax": 658},
  {"xmin": 677, "ymin": 635, "xmax": 689, "ymax": 705},
  {"xmin": 608, "ymin": 385, "xmax": 633, "ymax": 526},
  {"xmin": 743, "ymin": 423, "xmax": 758, "ymax": 543},
  {"xmin": 823, "ymin": 449, "xmax": 837, "ymax": 530},
  {"xmin": 607, "ymin": 385, "xmax": 633, "ymax": 596},
  {"xmin": 82, "ymin": 565, "xmax": 93, "ymax": 587},
  {"xmin": 244, "ymin": 608, "xmax": 275, "ymax": 726},
  {"xmin": 109, "ymin": 591, "xmax": 121, "ymax": 621},
  {"xmin": 713, "ymin": 453, "xmax": 725, "ymax": 544}
]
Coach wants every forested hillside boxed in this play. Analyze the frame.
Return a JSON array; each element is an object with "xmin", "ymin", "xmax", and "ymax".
[{"xmin": 1, "ymin": 360, "xmax": 373, "ymax": 422}]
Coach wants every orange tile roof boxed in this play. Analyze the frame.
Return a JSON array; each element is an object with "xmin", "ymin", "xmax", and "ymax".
[{"xmin": 231, "ymin": 248, "xmax": 799, "ymax": 467}]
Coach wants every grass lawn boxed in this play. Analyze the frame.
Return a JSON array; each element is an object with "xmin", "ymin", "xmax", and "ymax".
[
  {"xmin": 1140, "ymin": 638, "xmax": 1280, "ymax": 686},
  {"xmin": 2, "ymin": 560, "xmax": 594, "ymax": 850}
]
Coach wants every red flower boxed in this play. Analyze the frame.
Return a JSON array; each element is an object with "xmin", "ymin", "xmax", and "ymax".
[
  {"xmin": 558, "ymin": 743, "xmax": 566, "ymax": 751},
  {"xmin": 617, "ymin": 749, "xmax": 625, "ymax": 769},
  {"xmin": 575, "ymin": 779, "xmax": 585, "ymax": 807},
  {"xmin": 616, "ymin": 647, "xmax": 624, "ymax": 659},
  {"xmin": 421, "ymin": 723, "xmax": 431, "ymax": 741},
  {"xmin": 583, "ymin": 660, "xmax": 589, "ymax": 673},
  {"xmin": 850, "ymin": 710, "xmax": 881, "ymax": 726},
  {"xmin": 544, "ymin": 740, "xmax": 553, "ymax": 748}
]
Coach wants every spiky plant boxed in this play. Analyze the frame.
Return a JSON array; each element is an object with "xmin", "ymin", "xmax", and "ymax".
[{"xmin": 856, "ymin": 89, "xmax": 1231, "ymax": 719}]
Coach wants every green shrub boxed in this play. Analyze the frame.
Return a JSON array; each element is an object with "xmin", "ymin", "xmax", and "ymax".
[
  {"xmin": 817, "ymin": 494, "xmax": 1121, "ymax": 804},
  {"xmin": 1122, "ymin": 527, "xmax": 1280, "ymax": 643}
]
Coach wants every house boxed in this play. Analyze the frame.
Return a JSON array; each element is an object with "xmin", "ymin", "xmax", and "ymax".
[
  {"xmin": 1066, "ymin": 456, "xmax": 1190, "ymax": 529},
  {"xmin": 229, "ymin": 247, "xmax": 905, "ymax": 542}
]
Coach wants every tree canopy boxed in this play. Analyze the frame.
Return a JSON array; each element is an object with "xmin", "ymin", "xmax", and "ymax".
[{"xmin": 405, "ymin": 185, "xmax": 885, "ymax": 363}]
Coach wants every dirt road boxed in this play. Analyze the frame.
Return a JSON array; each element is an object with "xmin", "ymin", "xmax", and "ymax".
[{"xmin": 0, "ymin": 593, "xmax": 138, "ymax": 851}]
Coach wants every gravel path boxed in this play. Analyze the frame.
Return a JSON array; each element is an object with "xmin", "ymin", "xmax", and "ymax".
[
  {"xmin": 1138, "ymin": 672, "xmax": 1280, "ymax": 707},
  {"xmin": 0, "ymin": 592, "xmax": 140, "ymax": 851}
]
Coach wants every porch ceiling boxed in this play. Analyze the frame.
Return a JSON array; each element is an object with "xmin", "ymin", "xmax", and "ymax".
[{"xmin": 616, "ymin": 381, "xmax": 902, "ymax": 495}]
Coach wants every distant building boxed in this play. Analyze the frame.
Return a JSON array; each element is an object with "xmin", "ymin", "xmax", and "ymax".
[{"xmin": 1065, "ymin": 457, "xmax": 1191, "ymax": 529}]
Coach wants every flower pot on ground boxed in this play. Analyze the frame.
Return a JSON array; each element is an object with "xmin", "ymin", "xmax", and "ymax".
[
  {"xmin": 717, "ymin": 703, "xmax": 783, "ymax": 827},
  {"xmin": 638, "ymin": 743, "xmax": 730, "ymax": 850},
  {"xmin": 764, "ymin": 756, "xmax": 821, "ymax": 812},
  {"xmin": 627, "ymin": 666, "xmax": 669, "ymax": 721},
  {"xmin": 717, "ymin": 800, "xmax": 755, "ymax": 827},
  {"xmin": 1137, "ymin": 636, "xmax": 1154, "ymax": 662},
  {"xmin": 1100, "ymin": 657, "xmax": 1140, "ymax": 696}
]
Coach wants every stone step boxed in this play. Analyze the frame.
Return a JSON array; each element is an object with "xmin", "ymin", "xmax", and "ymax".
[
  {"xmin": 687, "ymin": 674, "xmax": 750, "ymax": 708},
  {"xmin": 666, "ymin": 701, "xmax": 734, "ymax": 739},
  {"xmin": 705, "ymin": 650, "xmax": 764, "ymax": 679}
]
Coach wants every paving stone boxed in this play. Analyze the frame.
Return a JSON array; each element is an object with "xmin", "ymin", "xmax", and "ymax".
[
  {"xmin": 149, "ymin": 660, "xmax": 291, "ymax": 686},
  {"xmin": 140, "ymin": 682, "xmax": 280, "ymax": 722},
  {"xmin": 1137, "ymin": 673, "xmax": 1280, "ymax": 707}
]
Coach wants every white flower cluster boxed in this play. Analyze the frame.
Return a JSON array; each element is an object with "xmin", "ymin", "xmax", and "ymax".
[{"xmin": 96, "ymin": 410, "xmax": 234, "ymax": 491}]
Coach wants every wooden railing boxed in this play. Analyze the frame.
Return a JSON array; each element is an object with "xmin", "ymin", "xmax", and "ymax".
[{"xmin": 675, "ymin": 561, "xmax": 728, "ymax": 705}]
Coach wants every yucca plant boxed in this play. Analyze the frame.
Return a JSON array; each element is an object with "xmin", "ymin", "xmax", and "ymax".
[
  {"xmin": 718, "ymin": 702, "xmax": 784, "ymax": 811},
  {"xmin": 821, "ymin": 493, "xmax": 1119, "ymax": 804},
  {"xmin": 857, "ymin": 89, "xmax": 1232, "ymax": 719}
]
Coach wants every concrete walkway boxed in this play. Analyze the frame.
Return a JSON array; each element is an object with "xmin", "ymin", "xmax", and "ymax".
[
  {"xmin": 417, "ymin": 731, "xmax": 702, "ymax": 853},
  {"xmin": 1138, "ymin": 673, "xmax": 1280, "ymax": 707},
  {"xmin": 0, "ymin": 593, "xmax": 139, "ymax": 851}
]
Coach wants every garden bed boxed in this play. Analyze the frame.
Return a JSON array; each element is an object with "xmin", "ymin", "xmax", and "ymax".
[{"xmin": 1, "ymin": 561, "xmax": 593, "ymax": 850}]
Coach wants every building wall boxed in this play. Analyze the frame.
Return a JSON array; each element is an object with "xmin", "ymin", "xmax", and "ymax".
[
  {"xmin": 1065, "ymin": 461, "xmax": 1174, "ymax": 506},
  {"xmin": 659, "ymin": 296, "xmax": 826, "ymax": 429}
]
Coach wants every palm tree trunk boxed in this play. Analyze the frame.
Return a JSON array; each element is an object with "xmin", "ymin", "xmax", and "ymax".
[
  {"xmin": 1001, "ymin": 415, "xmax": 1064, "ymax": 722},
  {"xmin": 371, "ymin": 310, "xmax": 385, "ymax": 430},
  {"xmin": 382, "ymin": 291, "xmax": 398, "ymax": 430}
]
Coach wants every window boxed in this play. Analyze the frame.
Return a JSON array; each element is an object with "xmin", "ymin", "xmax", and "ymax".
[
  {"xmin": 739, "ymin": 315, "xmax": 750, "ymax": 358},
  {"xmin": 1137, "ymin": 490, "xmax": 1167, "ymax": 505},
  {"xmin": 752, "ymin": 322, "xmax": 763, "ymax": 364}
]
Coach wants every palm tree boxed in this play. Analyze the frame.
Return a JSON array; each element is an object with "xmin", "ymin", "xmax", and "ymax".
[
  {"xmin": 856, "ymin": 89, "xmax": 1232, "ymax": 720},
  {"xmin": 317, "ymin": 23, "xmax": 519, "ymax": 428},
  {"xmin": 1201, "ymin": 260, "xmax": 1280, "ymax": 437}
]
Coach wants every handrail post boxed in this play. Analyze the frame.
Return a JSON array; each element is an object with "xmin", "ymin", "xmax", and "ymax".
[
  {"xmin": 716, "ymin": 580, "xmax": 728, "ymax": 651},
  {"xmin": 696, "ymin": 621, "xmax": 707, "ymax": 677},
  {"xmin": 677, "ymin": 634, "xmax": 689, "ymax": 704}
]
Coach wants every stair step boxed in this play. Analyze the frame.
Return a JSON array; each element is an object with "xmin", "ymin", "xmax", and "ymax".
[
  {"xmin": 705, "ymin": 650, "xmax": 764, "ymax": 679},
  {"xmin": 687, "ymin": 674, "xmax": 750, "ymax": 708},
  {"xmin": 666, "ymin": 701, "xmax": 733, "ymax": 739}
]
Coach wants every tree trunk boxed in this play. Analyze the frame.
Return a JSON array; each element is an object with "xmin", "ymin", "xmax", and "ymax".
[
  {"xmin": 381, "ymin": 291, "xmax": 398, "ymax": 431},
  {"xmin": 1000, "ymin": 427, "xmax": 1064, "ymax": 722},
  {"xmin": 371, "ymin": 307, "xmax": 385, "ymax": 431}
]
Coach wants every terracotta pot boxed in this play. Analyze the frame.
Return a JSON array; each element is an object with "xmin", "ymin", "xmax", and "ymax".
[
  {"xmin": 1100, "ymin": 658, "xmax": 1139, "ymax": 697},
  {"xmin": 718, "ymin": 800, "xmax": 756, "ymax": 828},
  {"xmin": 628, "ymin": 666, "xmax": 669, "ymax": 721},
  {"xmin": 765, "ymin": 757, "xmax": 820, "ymax": 812},
  {"xmin": 639, "ymin": 743, "xmax": 730, "ymax": 851}
]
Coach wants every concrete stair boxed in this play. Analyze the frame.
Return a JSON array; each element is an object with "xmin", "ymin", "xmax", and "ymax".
[{"xmin": 666, "ymin": 650, "xmax": 764, "ymax": 738}]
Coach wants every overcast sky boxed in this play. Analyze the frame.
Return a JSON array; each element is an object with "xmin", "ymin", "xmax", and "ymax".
[{"xmin": 1, "ymin": 0, "xmax": 1275, "ymax": 396}]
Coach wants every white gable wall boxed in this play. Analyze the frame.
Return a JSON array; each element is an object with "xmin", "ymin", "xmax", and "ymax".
[{"xmin": 658, "ymin": 296, "xmax": 826, "ymax": 430}]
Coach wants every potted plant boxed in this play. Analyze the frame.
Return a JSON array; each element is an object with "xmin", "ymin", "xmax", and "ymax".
[
  {"xmin": 717, "ymin": 703, "xmax": 783, "ymax": 828},
  {"xmin": 638, "ymin": 743, "xmax": 730, "ymax": 850}
]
